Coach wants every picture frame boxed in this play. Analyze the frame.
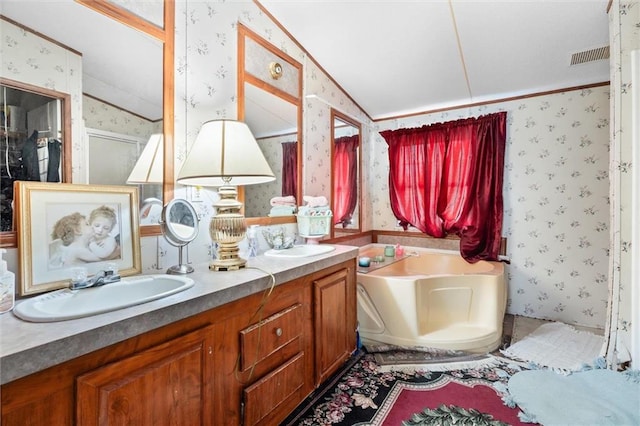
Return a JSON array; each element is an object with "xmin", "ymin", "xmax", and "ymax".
[{"xmin": 15, "ymin": 182, "xmax": 141, "ymax": 295}]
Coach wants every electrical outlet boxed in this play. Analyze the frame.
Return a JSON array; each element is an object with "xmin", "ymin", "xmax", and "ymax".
[{"xmin": 189, "ymin": 186, "xmax": 204, "ymax": 202}]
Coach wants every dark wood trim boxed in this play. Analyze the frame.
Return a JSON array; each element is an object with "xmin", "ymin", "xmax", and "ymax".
[
  {"xmin": 140, "ymin": 224, "xmax": 161, "ymax": 238},
  {"xmin": 323, "ymin": 230, "xmax": 373, "ymax": 245},
  {"xmin": 162, "ymin": 0, "xmax": 175, "ymax": 206},
  {"xmin": 243, "ymin": 74, "xmax": 300, "ymax": 106},
  {"xmin": 374, "ymin": 81, "xmax": 610, "ymax": 122},
  {"xmin": 0, "ymin": 233, "xmax": 16, "ymax": 248},
  {"xmin": 247, "ymin": 216, "xmax": 297, "ymax": 227}
]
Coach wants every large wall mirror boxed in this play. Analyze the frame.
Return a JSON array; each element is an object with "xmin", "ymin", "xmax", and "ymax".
[
  {"xmin": 237, "ymin": 24, "xmax": 302, "ymax": 226},
  {"xmin": 0, "ymin": 0, "xmax": 174, "ymax": 247},
  {"xmin": 331, "ymin": 109, "xmax": 362, "ymax": 238}
]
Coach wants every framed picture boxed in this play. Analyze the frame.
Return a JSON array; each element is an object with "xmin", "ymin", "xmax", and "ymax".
[{"xmin": 15, "ymin": 182, "xmax": 141, "ymax": 295}]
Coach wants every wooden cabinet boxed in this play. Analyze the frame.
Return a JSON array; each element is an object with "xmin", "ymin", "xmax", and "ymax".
[
  {"xmin": 1, "ymin": 259, "xmax": 356, "ymax": 426},
  {"xmin": 313, "ymin": 265, "xmax": 357, "ymax": 384},
  {"xmin": 76, "ymin": 326, "xmax": 215, "ymax": 425}
]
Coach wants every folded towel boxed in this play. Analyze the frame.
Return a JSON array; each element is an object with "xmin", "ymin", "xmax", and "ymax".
[
  {"xmin": 303, "ymin": 195, "xmax": 328, "ymax": 208},
  {"xmin": 270, "ymin": 195, "xmax": 296, "ymax": 206}
]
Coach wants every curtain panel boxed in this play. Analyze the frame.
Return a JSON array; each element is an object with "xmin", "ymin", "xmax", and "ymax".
[
  {"xmin": 333, "ymin": 135, "xmax": 359, "ymax": 227},
  {"xmin": 281, "ymin": 141, "xmax": 297, "ymax": 198},
  {"xmin": 380, "ymin": 111, "xmax": 506, "ymax": 262}
]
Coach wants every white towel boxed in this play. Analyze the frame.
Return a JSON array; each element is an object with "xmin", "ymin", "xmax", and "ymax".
[
  {"xmin": 270, "ymin": 195, "xmax": 296, "ymax": 206},
  {"xmin": 303, "ymin": 195, "xmax": 328, "ymax": 208}
]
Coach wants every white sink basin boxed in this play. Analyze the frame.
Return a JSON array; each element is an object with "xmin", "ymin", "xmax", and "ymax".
[
  {"xmin": 264, "ymin": 244, "xmax": 336, "ymax": 258},
  {"xmin": 13, "ymin": 275, "xmax": 195, "ymax": 323}
]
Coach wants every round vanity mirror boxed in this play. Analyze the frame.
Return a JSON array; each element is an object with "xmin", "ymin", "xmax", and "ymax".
[{"xmin": 160, "ymin": 199, "xmax": 199, "ymax": 274}]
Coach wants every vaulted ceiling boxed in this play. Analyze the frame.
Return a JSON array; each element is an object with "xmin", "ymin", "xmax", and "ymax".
[
  {"xmin": 259, "ymin": 0, "xmax": 610, "ymax": 120},
  {"xmin": 1, "ymin": 1, "xmax": 610, "ymax": 122}
]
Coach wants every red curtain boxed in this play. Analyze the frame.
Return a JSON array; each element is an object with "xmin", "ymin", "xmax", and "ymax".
[
  {"xmin": 333, "ymin": 135, "xmax": 359, "ymax": 227},
  {"xmin": 380, "ymin": 112, "xmax": 506, "ymax": 262},
  {"xmin": 281, "ymin": 142, "xmax": 297, "ymax": 198}
]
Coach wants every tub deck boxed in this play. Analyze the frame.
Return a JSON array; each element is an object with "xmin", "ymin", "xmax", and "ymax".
[
  {"xmin": 358, "ymin": 247, "xmax": 503, "ymax": 277},
  {"xmin": 357, "ymin": 246, "xmax": 410, "ymax": 274}
]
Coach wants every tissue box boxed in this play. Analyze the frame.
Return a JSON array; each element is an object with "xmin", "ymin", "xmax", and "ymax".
[{"xmin": 296, "ymin": 213, "xmax": 332, "ymax": 236}]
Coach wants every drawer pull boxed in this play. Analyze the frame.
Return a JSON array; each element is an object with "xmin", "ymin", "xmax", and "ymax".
[{"xmin": 275, "ymin": 327, "xmax": 283, "ymax": 337}]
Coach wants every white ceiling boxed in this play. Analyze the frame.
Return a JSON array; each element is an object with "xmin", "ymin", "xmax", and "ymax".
[
  {"xmin": 259, "ymin": 0, "xmax": 611, "ymax": 120},
  {"xmin": 1, "ymin": 1, "xmax": 610, "ymax": 123}
]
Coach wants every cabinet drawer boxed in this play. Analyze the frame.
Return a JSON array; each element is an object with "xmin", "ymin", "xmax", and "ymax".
[
  {"xmin": 242, "ymin": 352, "xmax": 305, "ymax": 426},
  {"xmin": 240, "ymin": 303, "xmax": 303, "ymax": 370}
]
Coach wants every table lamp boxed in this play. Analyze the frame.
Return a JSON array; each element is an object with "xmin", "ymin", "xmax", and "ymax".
[{"xmin": 176, "ymin": 119, "xmax": 275, "ymax": 271}]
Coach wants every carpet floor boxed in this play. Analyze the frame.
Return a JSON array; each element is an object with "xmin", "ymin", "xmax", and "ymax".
[
  {"xmin": 282, "ymin": 351, "xmax": 533, "ymax": 425},
  {"xmin": 283, "ymin": 316, "xmax": 607, "ymax": 425}
]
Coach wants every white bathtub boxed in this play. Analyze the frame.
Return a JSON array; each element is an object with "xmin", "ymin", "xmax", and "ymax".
[{"xmin": 357, "ymin": 245, "xmax": 506, "ymax": 353}]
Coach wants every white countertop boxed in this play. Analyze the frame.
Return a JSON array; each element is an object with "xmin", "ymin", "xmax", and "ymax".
[{"xmin": 0, "ymin": 245, "xmax": 358, "ymax": 385}]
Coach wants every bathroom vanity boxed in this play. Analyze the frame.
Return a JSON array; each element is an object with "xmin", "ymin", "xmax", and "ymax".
[{"xmin": 0, "ymin": 245, "xmax": 357, "ymax": 425}]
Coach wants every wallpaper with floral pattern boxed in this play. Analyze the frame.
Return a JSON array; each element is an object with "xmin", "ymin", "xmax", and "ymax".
[{"xmin": 82, "ymin": 95, "xmax": 160, "ymax": 138}]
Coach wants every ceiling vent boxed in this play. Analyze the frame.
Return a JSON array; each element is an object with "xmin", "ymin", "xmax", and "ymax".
[{"xmin": 570, "ymin": 45, "xmax": 610, "ymax": 65}]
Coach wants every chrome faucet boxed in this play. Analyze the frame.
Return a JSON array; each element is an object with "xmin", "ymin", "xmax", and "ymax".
[{"xmin": 69, "ymin": 269, "xmax": 121, "ymax": 290}]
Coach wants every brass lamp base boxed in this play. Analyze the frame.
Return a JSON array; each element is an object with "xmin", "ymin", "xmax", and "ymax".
[
  {"xmin": 209, "ymin": 185, "xmax": 247, "ymax": 272},
  {"xmin": 209, "ymin": 242, "xmax": 246, "ymax": 271}
]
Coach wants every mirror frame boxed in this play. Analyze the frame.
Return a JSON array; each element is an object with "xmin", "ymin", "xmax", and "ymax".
[
  {"xmin": 0, "ymin": 0, "xmax": 175, "ymax": 248},
  {"xmin": 330, "ymin": 109, "xmax": 362, "ymax": 238},
  {"xmin": 161, "ymin": 198, "xmax": 199, "ymax": 246},
  {"xmin": 237, "ymin": 24, "xmax": 303, "ymax": 227}
]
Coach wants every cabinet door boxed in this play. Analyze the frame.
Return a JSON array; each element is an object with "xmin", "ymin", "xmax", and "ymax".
[
  {"xmin": 76, "ymin": 326, "xmax": 214, "ymax": 426},
  {"xmin": 313, "ymin": 267, "xmax": 356, "ymax": 384}
]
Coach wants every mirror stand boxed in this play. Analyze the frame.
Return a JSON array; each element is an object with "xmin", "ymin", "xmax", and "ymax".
[
  {"xmin": 159, "ymin": 199, "xmax": 199, "ymax": 275},
  {"xmin": 167, "ymin": 246, "xmax": 193, "ymax": 275}
]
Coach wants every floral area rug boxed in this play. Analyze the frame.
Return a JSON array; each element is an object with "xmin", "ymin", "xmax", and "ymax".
[{"xmin": 285, "ymin": 352, "xmax": 535, "ymax": 425}]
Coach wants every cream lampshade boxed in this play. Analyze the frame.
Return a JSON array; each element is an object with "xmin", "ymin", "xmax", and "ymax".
[
  {"xmin": 176, "ymin": 119, "xmax": 275, "ymax": 271},
  {"xmin": 126, "ymin": 133, "xmax": 163, "ymax": 184}
]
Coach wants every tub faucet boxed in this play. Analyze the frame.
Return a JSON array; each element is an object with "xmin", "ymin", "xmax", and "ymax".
[{"xmin": 69, "ymin": 269, "xmax": 121, "ymax": 290}]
